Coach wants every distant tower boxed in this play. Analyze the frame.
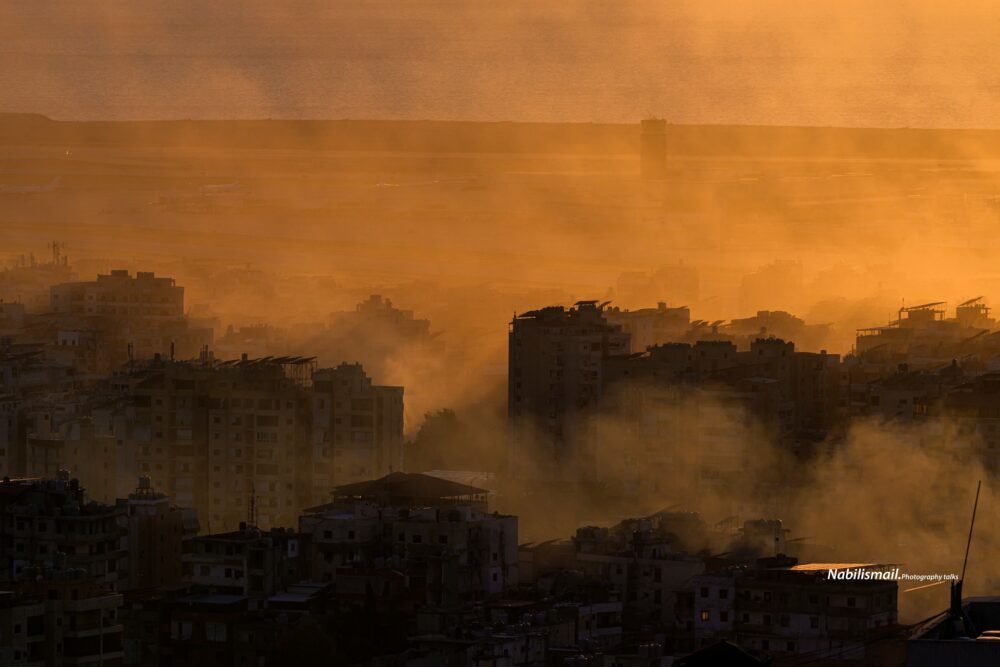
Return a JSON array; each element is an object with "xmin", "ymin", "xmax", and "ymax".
[{"xmin": 640, "ymin": 118, "xmax": 668, "ymax": 180}]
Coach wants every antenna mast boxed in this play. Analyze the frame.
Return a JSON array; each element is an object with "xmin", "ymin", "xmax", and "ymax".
[
  {"xmin": 962, "ymin": 479, "xmax": 982, "ymax": 581},
  {"xmin": 248, "ymin": 485, "xmax": 257, "ymax": 528}
]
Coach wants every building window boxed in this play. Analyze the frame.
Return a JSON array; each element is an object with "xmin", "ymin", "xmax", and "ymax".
[
  {"xmin": 719, "ymin": 588, "xmax": 729, "ymax": 599},
  {"xmin": 205, "ymin": 622, "xmax": 227, "ymax": 642},
  {"xmin": 700, "ymin": 587, "xmax": 709, "ymax": 598},
  {"xmin": 700, "ymin": 611, "xmax": 710, "ymax": 622}
]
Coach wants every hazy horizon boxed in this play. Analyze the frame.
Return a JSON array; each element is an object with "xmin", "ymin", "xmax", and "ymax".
[{"xmin": 3, "ymin": 0, "xmax": 1000, "ymax": 128}]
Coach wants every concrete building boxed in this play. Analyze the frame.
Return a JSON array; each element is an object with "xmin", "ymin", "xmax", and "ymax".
[
  {"xmin": 855, "ymin": 299, "xmax": 1000, "ymax": 368},
  {"xmin": 571, "ymin": 515, "xmax": 705, "ymax": 632},
  {"xmin": 0, "ymin": 475, "xmax": 125, "ymax": 587},
  {"xmin": 111, "ymin": 355, "xmax": 403, "ymax": 533},
  {"xmin": 604, "ymin": 302, "xmax": 690, "ymax": 353},
  {"xmin": 50, "ymin": 270, "xmax": 183, "ymax": 320},
  {"xmin": 599, "ymin": 338, "xmax": 841, "ymax": 493},
  {"xmin": 299, "ymin": 472, "xmax": 516, "ymax": 603},
  {"xmin": 1, "ymin": 572, "xmax": 124, "ymax": 667},
  {"xmin": 508, "ymin": 301, "xmax": 630, "ymax": 482},
  {"xmin": 115, "ymin": 355, "xmax": 314, "ymax": 533},
  {"xmin": 21, "ymin": 397, "xmax": 119, "ymax": 503},
  {"xmin": 0, "ymin": 343, "xmax": 78, "ymax": 483},
  {"xmin": 310, "ymin": 363, "xmax": 404, "ymax": 495},
  {"xmin": 183, "ymin": 524, "xmax": 300, "ymax": 599},
  {"xmin": 124, "ymin": 476, "xmax": 198, "ymax": 592},
  {"xmin": 723, "ymin": 310, "xmax": 830, "ymax": 353},
  {"xmin": 693, "ymin": 558, "xmax": 901, "ymax": 662},
  {"xmin": 48, "ymin": 271, "xmax": 212, "ymax": 373},
  {"xmin": 853, "ymin": 364, "xmax": 958, "ymax": 424},
  {"xmin": 121, "ymin": 583, "xmax": 345, "ymax": 667}
]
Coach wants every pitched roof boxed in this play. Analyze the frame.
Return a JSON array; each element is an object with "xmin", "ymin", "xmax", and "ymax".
[{"xmin": 333, "ymin": 471, "xmax": 487, "ymax": 501}]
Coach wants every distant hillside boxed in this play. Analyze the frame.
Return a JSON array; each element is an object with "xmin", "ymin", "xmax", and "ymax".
[{"xmin": 3, "ymin": 113, "xmax": 1000, "ymax": 159}]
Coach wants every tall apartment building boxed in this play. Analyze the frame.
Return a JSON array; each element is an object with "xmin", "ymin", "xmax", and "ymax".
[
  {"xmin": 124, "ymin": 476, "xmax": 198, "ymax": 591},
  {"xmin": 22, "ymin": 397, "xmax": 120, "ymax": 503},
  {"xmin": 0, "ymin": 344, "xmax": 76, "ymax": 480},
  {"xmin": 111, "ymin": 356, "xmax": 402, "ymax": 534},
  {"xmin": 310, "ymin": 363, "xmax": 404, "ymax": 497},
  {"xmin": 119, "ymin": 356, "xmax": 312, "ymax": 533},
  {"xmin": 508, "ymin": 301, "xmax": 630, "ymax": 482},
  {"xmin": 603, "ymin": 338, "xmax": 841, "ymax": 459}
]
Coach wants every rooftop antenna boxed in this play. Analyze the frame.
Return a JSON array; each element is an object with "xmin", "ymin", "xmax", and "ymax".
[
  {"xmin": 961, "ymin": 479, "xmax": 981, "ymax": 582},
  {"xmin": 949, "ymin": 479, "xmax": 982, "ymax": 637},
  {"xmin": 248, "ymin": 485, "xmax": 257, "ymax": 529}
]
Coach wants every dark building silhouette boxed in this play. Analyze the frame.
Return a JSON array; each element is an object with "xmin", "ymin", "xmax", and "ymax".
[
  {"xmin": 641, "ymin": 118, "xmax": 668, "ymax": 180},
  {"xmin": 508, "ymin": 301, "xmax": 630, "ymax": 482}
]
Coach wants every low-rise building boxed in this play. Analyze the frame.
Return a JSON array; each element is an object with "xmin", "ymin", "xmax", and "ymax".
[
  {"xmin": 182, "ymin": 524, "xmax": 301, "ymax": 599},
  {"xmin": 299, "ymin": 472, "xmax": 517, "ymax": 604},
  {"xmin": 1, "ymin": 569, "xmax": 124, "ymax": 667},
  {"xmin": 693, "ymin": 557, "xmax": 901, "ymax": 662}
]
